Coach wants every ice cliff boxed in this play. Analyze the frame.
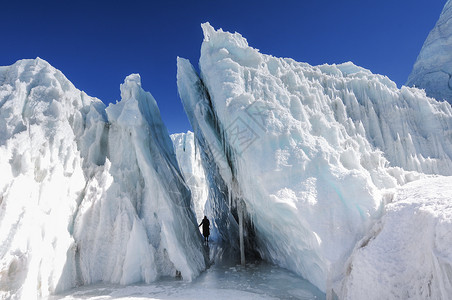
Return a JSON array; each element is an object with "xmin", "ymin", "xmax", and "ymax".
[
  {"xmin": 407, "ymin": 0, "xmax": 452, "ymax": 102},
  {"xmin": 0, "ymin": 59, "xmax": 205, "ymax": 299},
  {"xmin": 176, "ymin": 22, "xmax": 452, "ymax": 296}
]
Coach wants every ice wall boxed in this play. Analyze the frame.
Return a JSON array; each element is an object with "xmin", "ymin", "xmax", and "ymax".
[
  {"xmin": 171, "ymin": 131, "xmax": 208, "ymax": 224},
  {"xmin": 177, "ymin": 23, "xmax": 452, "ymax": 293},
  {"xmin": 0, "ymin": 59, "xmax": 205, "ymax": 299},
  {"xmin": 0, "ymin": 58, "xmax": 97, "ymax": 299},
  {"xmin": 171, "ymin": 131, "xmax": 244, "ymax": 262},
  {"xmin": 72, "ymin": 74, "xmax": 206, "ymax": 287},
  {"xmin": 176, "ymin": 62, "xmax": 241, "ymax": 252},
  {"xmin": 407, "ymin": 0, "xmax": 452, "ymax": 102}
]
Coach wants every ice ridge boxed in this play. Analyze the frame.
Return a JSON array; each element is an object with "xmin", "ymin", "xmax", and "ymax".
[{"xmin": 0, "ymin": 59, "xmax": 205, "ymax": 299}]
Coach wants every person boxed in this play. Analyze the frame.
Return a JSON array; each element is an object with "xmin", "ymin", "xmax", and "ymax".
[{"xmin": 198, "ymin": 216, "xmax": 210, "ymax": 243}]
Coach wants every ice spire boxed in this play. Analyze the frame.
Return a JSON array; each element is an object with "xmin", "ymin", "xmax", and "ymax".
[{"xmin": 406, "ymin": 0, "xmax": 452, "ymax": 102}]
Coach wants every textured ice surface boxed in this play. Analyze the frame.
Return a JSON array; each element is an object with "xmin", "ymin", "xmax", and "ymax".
[
  {"xmin": 0, "ymin": 59, "xmax": 205, "ymax": 299},
  {"xmin": 407, "ymin": 0, "xmax": 452, "ymax": 102},
  {"xmin": 177, "ymin": 23, "xmax": 452, "ymax": 294},
  {"xmin": 0, "ymin": 58, "xmax": 99, "ymax": 299},
  {"xmin": 170, "ymin": 131, "xmax": 208, "ymax": 224},
  {"xmin": 338, "ymin": 176, "xmax": 452, "ymax": 299},
  {"xmin": 73, "ymin": 73, "xmax": 205, "ymax": 287}
]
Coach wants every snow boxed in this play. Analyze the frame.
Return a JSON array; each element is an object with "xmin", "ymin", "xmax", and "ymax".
[
  {"xmin": 0, "ymin": 58, "xmax": 98, "ymax": 299},
  {"xmin": 177, "ymin": 22, "xmax": 452, "ymax": 295},
  {"xmin": 338, "ymin": 176, "xmax": 452, "ymax": 299},
  {"xmin": 407, "ymin": 0, "xmax": 452, "ymax": 102}
]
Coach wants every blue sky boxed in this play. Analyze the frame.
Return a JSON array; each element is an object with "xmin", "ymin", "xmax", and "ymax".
[{"xmin": 0, "ymin": 0, "xmax": 446, "ymax": 134}]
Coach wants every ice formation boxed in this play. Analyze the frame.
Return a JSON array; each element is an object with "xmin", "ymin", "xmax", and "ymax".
[
  {"xmin": 2, "ymin": 4, "xmax": 452, "ymax": 298},
  {"xmin": 0, "ymin": 58, "xmax": 94, "ymax": 299},
  {"xmin": 407, "ymin": 0, "xmax": 452, "ymax": 102},
  {"xmin": 73, "ymin": 73, "xmax": 205, "ymax": 286},
  {"xmin": 0, "ymin": 59, "xmax": 205, "ymax": 299},
  {"xmin": 177, "ymin": 22, "xmax": 452, "ymax": 296},
  {"xmin": 170, "ymin": 132, "xmax": 238, "ymax": 253},
  {"xmin": 170, "ymin": 131, "xmax": 208, "ymax": 224}
]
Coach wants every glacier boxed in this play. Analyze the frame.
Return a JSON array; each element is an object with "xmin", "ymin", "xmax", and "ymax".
[
  {"xmin": 407, "ymin": 0, "xmax": 452, "ymax": 103},
  {"xmin": 2, "ymin": 4, "xmax": 452, "ymax": 299},
  {"xmin": 176, "ymin": 22, "xmax": 452, "ymax": 298},
  {"xmin": 0, "ymin": 59, "xmax": 206, "ymax": 299}
]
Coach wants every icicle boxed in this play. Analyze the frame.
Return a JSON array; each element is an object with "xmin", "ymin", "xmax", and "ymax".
[{"xmin": 238, "ymin": 199, "xmax": 245, "ymax": 266}]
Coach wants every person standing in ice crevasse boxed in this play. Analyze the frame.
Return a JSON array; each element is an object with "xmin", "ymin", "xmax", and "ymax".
[{"xmin": 199, "ymin": 216, "xmax": 210, "ymax": 243}]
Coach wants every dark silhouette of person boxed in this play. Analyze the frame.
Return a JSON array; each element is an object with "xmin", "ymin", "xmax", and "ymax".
[{"xmin": 198, "ymin": 216, "xmax": 210, "ymax": 243}]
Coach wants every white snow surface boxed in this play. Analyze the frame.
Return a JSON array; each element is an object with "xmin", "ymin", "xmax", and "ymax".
[
  {"xmin": 338, "ymin": 176, "xmax": 452, "ymax": 300},
  {"xmin": 177, "ymin": 22, "xmax": 452, "ymax": 295},
  {"xmin": 407, "ymin": 0, "xmax": 452, "ymax": 102},
  {"xmin": 0, "ymin": 58, "xmax": 94, "ymax": 299},
  {"xmin": 0, "ymin": 59, "xmax": 205, "ymax": 299}
]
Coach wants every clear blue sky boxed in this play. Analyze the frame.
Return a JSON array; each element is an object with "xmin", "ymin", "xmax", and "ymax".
[{"xmin": 0, "ymin": 0, "xmax": 446, "ymax": 134}]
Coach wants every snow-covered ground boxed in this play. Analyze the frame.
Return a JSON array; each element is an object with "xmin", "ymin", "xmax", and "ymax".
[
  {"xmin": 50, "ymin": 245, "xmax": 324, "ymax": 300},
  {"xmin": 338, "ymin": 176, "xmax": 452, "ymax": 299}
]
